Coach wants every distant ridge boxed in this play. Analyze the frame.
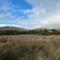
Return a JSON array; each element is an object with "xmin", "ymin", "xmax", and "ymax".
[
  {"xmin": 33, "ymin": 28, "xmax": 48, "ymax": 30},
  {"xmin": 0, "ymin": 26, "xmax": 25, "ymax": 31},
  {"xmin": 0, "ymin": 26, "xmax": 60, "ymax": 31}
]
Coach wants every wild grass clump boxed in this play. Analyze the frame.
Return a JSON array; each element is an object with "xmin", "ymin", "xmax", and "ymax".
[
  {"xmin": 0, "ymin": 37, "xmax": 7, "ymax": 43},
  {"xmin": 0, "ymin": 44, "xmax": 17, "ymax": 60}
]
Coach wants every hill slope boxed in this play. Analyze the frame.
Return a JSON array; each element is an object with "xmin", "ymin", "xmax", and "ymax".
[{"xmin": 0, "ymin": 26, "xmax": 25, "ymax": 31}]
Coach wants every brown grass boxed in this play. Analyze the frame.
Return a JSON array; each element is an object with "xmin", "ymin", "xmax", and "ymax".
[{"xmin": 0, "ymin": 35, "xmax": 60, "ymax": 60}]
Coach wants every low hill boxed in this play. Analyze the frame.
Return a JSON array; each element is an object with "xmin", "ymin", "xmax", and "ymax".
[{"xmin": 0, "ymin": 26, "xmax": 26, "ymax": 31}]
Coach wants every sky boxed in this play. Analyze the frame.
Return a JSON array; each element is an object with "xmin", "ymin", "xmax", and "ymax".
[{"xmin": 0, "ymin": 0, "xmax": 60, "ymax": 29}]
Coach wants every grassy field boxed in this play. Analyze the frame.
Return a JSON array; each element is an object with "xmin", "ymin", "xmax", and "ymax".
[{"xmin": 0, "ymin": 35, "xmax": 60, "ymax": 60}]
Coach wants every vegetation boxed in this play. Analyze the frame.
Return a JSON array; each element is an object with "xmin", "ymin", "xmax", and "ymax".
[
  {"xmin": 0, "ymin": 35, "xmax": 60, "ymax": 60},
  {"xmin": 0, "ymin": 29, "xmax": 60, "ymax": 35}
]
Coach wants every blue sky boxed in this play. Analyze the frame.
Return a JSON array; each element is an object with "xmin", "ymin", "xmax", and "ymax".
[{"xmin": 0, "ymin": 0, "xmax": 60, "ymax": 29}]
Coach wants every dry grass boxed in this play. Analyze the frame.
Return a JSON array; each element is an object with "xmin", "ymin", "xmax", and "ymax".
[{"xmin": 0, "ymin": 35, "xmax": 60, "ymax": 60}]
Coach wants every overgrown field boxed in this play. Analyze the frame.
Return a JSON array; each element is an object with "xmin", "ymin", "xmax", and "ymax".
[{"xmin": 0, "ymin": 35, "xmax": 60, "ymax": 60}]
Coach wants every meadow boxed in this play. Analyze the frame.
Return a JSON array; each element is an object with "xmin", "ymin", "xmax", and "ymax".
[{"xmin": 0, "ymin": 35, "xmax": 60, "ymax": 60}]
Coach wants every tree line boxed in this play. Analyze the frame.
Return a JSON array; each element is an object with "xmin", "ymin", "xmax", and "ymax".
[{"xmin": 0, "ymin": 29, "xmax": 60, "ymax": 35}]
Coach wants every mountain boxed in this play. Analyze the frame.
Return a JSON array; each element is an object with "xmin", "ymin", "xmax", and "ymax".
[
  {"xmin": 0, "ymin": 26, "xmax": 26, "ymax": 31},
  {"xmin": 33, "ymin": 28, "xmax": 48, "ymax": 30}
]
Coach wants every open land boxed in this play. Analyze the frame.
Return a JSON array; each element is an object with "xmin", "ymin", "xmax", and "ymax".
[{"xmin": 0, "ymin": 35, "xmax": 60, "ymax": 60}]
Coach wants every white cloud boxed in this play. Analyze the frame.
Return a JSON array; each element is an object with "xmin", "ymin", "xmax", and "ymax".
[
  {"xmin": 21, "ymin": 0, "xmax": 60, "ymax": 29},
  {"xmin": 44, "ymin": 13, "xmax": 60, "ymax": 24},
  {"xmin": 15, "ymin": 8, "xmax": 60, "ymax": 29},
  {"xmin": 0, "ymin": 24, "xmax": 18, "ymax": 27}
]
